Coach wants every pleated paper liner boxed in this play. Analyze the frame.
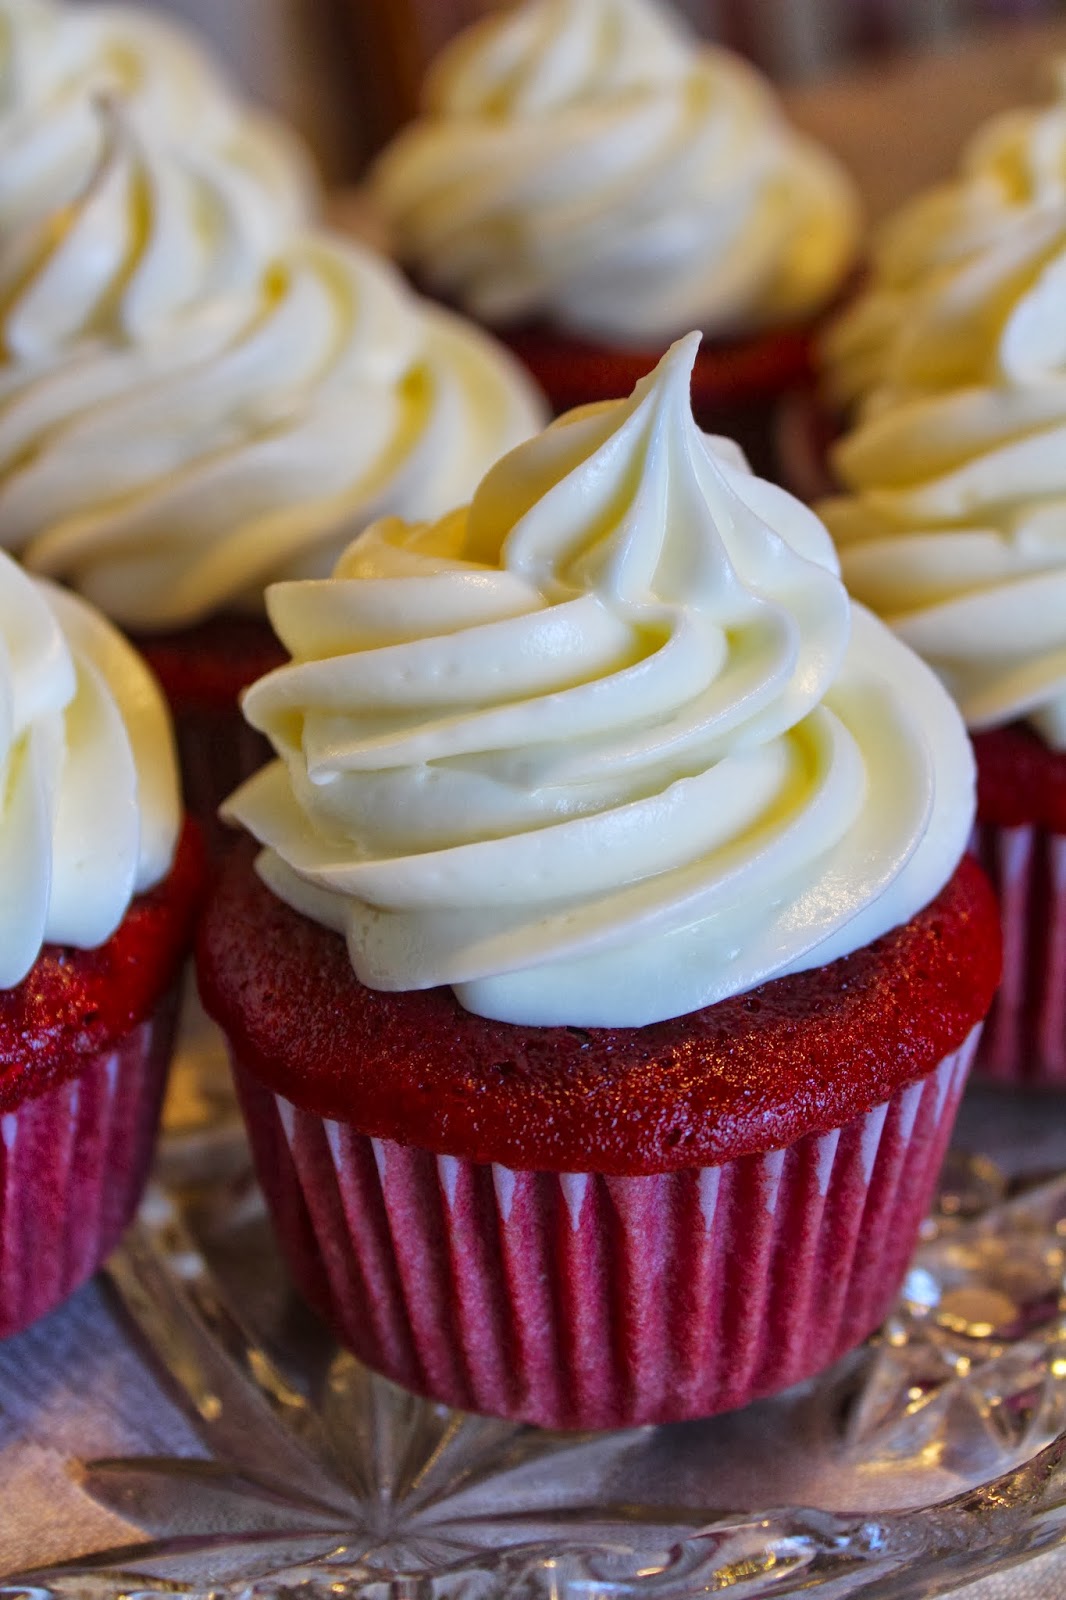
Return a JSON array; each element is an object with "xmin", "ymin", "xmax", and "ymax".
[
  {"xmin": 0, "ymin": 988, "xmax": 180, "ymax": 1338},
  {"xmin": 232, "ymin": 1026, "xmax": 979, "ymax": 1430}
]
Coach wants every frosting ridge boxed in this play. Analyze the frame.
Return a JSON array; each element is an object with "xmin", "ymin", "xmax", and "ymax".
[
  {"xmin": 0, "ymin": 0, "xmax": 314, "ymax": 240},
  {"xmin": 0, "ymin": 548, "xmax": 180, "ymax": 987},
  {"xmin": 0, "ymin": 234, "xmax": 547, "ymax": 630},
  {"xmin": 373, "ymin": 0, "xmax": 859, "ymax": 343},
  {"xmin": 821, "ymin": 354, "xmax": 1066, "ymax": 748}
]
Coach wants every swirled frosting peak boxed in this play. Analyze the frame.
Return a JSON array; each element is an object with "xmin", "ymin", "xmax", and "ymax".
[
  {"xmin": 372, "ymin": 0, "xmax": 859, "ymax": 343},
  {"xmin": 819, "ymin": 66, "xmax": 1066, "ymax": 749},
  {"xmin": 0, "ymin": 233, "xmax": 547, "ymax": 631},
  {"xmin": 226, "ymin": 337, "xmax": 974, "ymax": 1027},
  {"xmin": 820, "ymin": 319, "xmax": 1066, "ymax": 748},
  {"xmin": 0, "ymin": 548, "xmax": 180, "ymax": 988}
]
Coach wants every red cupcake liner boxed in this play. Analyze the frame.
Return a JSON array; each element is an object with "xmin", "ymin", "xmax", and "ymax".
[
  {"xmin": 0, "ymin": 986, "xmax": 180, "ymax": 1339},
  {"xmin": 972, "ymin": 821, "xmax": 1066, "ymax": 1087},
  {"xmin": 233, "ymin": 1027, "xmax": 978, "ymax": 1429}
]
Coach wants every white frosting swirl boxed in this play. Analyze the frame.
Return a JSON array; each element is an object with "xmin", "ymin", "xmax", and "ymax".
[
  {"xmin": 822, "ymin": 63, "xmax": 1066, "ymax": 412},
  {"xmin": 0, "ymin": 0, "xmax": 314, "ymax": 238},
  {"xmin": 226, "ymin": 336, "xmax": 973, "ymax": 1027},
  {"xmin": 372, "ymin": 0, "xmax": 859, "ymax": 344},
  {"xmin": 1, "ymin": 100, "xmax": 302, "ymax": 362},
  {"xmin": 0, "ymin": 547, "xmax": 180, "ymax": 988},
  {"xmin": 0, "ymin": 235, "xmax": 547, "ymax": 630},
  {"xmin": 820, "ymin": 341, "xmax": 1066, "ymax": 748}
]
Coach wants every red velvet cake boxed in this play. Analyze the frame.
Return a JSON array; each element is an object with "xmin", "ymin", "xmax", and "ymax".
[
  {"xmin": 0, "ymin": 822, "xmax": 204, "ymax": 1338},
  {"xmin": 200, "ymin": 846, "xmax": 998, "ymax": 1429}
]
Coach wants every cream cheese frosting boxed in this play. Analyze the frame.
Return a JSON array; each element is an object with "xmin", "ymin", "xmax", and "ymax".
[
  {"xmin": 225, "ymin": 336, "xmax": 974, "ymax": 1027},
  {"xmin": 1, "ymin": 100, "xmax": 300, "ymax": 362},
  {"xmin": 0, "ymin": 230, "xmax": 547, "ymax": 631},
  {"xmin": 819, "ymin": 276, "xmax": 1066, "ymax": 749},
  {"xmin": 0, "ymin": 547, "xmax": 180, "ymax": 988},
  {"xmin": 372, "ymin": 0, "xmax": 859, "ymax": 345},
  {"xmin": 0, "ymin": 0, "xmax": 314, "ymax": 243},
  {"xmin": 0, "ymin": 2, "xmax": 545, "ymax": 634},
  {"xmin": 822, "ymin": 64, "xmax": 1066, "ymax": 412}
]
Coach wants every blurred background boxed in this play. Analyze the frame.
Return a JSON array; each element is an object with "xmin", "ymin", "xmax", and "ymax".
[{"xmin": 76, "ymin": 0, "xmax": 1066, "ymax": 209}]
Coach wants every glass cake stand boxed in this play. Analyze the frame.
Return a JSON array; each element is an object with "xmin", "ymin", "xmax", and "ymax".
[{"xmin": 1, "ymin": 997, "xmax": 1065, "ymax": 1600}]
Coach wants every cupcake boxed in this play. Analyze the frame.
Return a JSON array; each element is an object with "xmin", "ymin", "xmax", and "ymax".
[
  {"xmin": 199, "ymin": 337, "xmax": 999, "ymax": 1429},
  {"xmin": 0, "ymin": 548, "xmax": 201, "ymax": 1337},
  {"xmin": 370, "ymin": 0, "xmax": 860, "ymax": 477},
  {"xmin": 0, "ymin": 7, "xmax": 547, "ymax": 846},
  {"xmin": 0, "ymin": 0, "xmax": 316, "ymax": 238}
]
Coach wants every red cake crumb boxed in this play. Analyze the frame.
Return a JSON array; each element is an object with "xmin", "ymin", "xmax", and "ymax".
[
  {"xmin": 199, "ymin": 847, "xmax": 1000, "ymax": 1175},
  {"xmin": 0, "ymin": 822, "xmax": 206, "ymax": 1111},
  {"xmin": 974, "ymin": 723, "xmax": 1066, "ymax": 833}
]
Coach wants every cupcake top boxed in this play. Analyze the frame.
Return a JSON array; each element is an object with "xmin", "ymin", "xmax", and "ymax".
[
  {"xmin": 372, "ymin": 0, "xmax": 859, "ymax": 345},
  {"xmin": 0, "ymin": 547, "xmax": 180, "ymax": 988},
  {"xmin": 822, "ymin": 63, "xmax": 1066, "ymax": 412},
  {"xmin": 225, "ymin": 336, "xmax": 973, "ymax": 1028},
  {"xmin": 0, "ymin": 0, "xmax": 314, "ymax": 242}
]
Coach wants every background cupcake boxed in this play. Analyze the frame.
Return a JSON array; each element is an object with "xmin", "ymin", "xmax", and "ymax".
[
  {"xmin": 819, "ymin": 201, "xmax": 1066, "ymax": 1085},
  {"xmin": 0, "ymin": 1, "xmax": 547, "ymax": 843},
  {"xmin": 0, "ymin": 547, "xmax": 201, "ymax": 1337},
  {"xmin": 201, "ymin": 338, "xmax": 999, "ymax": 1429},
  {"xmin": 370, "ymin": 0, "xmax": 860, "ymax": 476}
]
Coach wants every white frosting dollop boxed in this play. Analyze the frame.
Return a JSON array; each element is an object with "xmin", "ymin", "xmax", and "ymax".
[
  {"xmin": 0, "ymin": 233, "xmax": 547, "ymax": 630},
  {"xmin": 0, "ymin": 0, "xmax": 314, "ymax": 241},
  {"xmin": 372, "ymin": 0, "xmax": 859, "ymax": 344},
  {"xmin": 226, "ymin": 336, "xmax": 973, "ymax": 1027},
  {"xmin": 0, "ymin": 547, "xmax": 180, "ymax": 988},
  {"xmin": 822, "ymin": 63, "xmax": 1066, "ymax": 412}
]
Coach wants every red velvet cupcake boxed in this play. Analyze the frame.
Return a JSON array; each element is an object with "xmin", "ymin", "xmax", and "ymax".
[
  {"xmin": 202, "ymin": 339, "xmax": 998, "ymax": 1427},
  {"xmin": 370, "ymin": 0, "xmax": 860, "ymax": 480},
  {"xmin": 0, "ymin": 554, "xmax": 202, "ymax": 1336}
]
